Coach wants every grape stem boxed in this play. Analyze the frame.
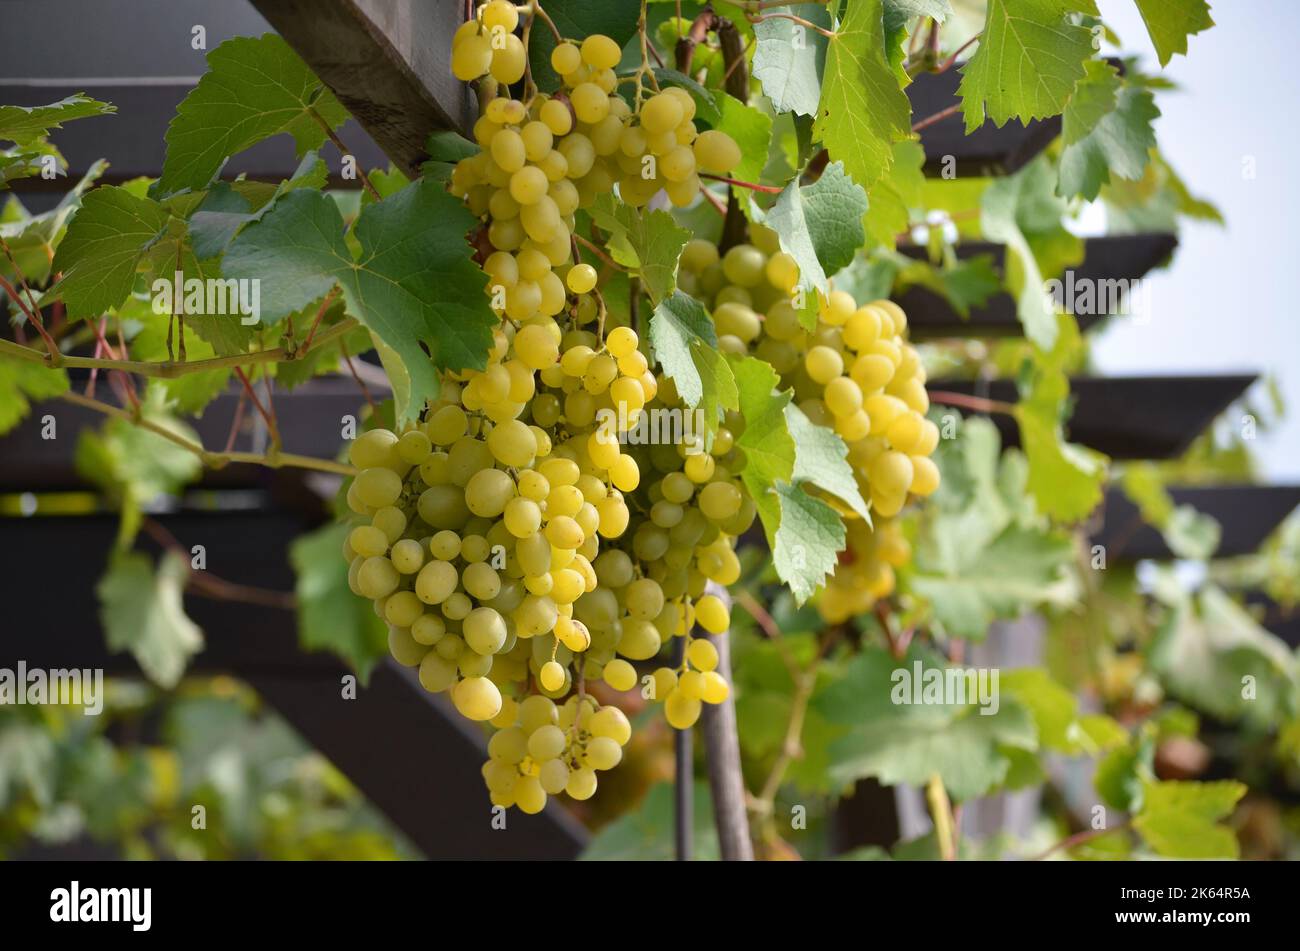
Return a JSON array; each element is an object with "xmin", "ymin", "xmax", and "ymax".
[
  {"xmin": 927, "ymin": 389, "xmax": 1018, "ymax": 416},
  {"xmin": 56, "ymin": 389, "xmax": 358, "ymax": 477},
  {"xmin": 1030, "ymin": 820, "xmax": 1132, "ymax": 861},
  {"xmin": 308, "ymin": 106, "xmax": 383, "ymax": 202},
  {"xmin": 0, "ymin": 265, "xmax": 60, "ymax": 362},
  {"xmin": 141, "ymin": 517, "xmax": 297, "ymax": 611},
  {"xmin": 0, "ymin": 316, "xmax": 361, "ymax": 379},
  {"xmin": 572, "ymin": 233, "xmax": 621, "ymax": 270},
  {"xmin": 911, "ymin": 102, "xmax": 962, "ymax": 133},
  {"xmin": 926, "ymin": 774, "xmax": 957, "ymax": 861},
  {"xmin": 745, "ymin": 12, "xmax": 835, "ymax": 38},
  {"xmin": 699, "ymin": 173, "xmax": 782, "ymax": 194},
  {"xmin": 530, "ymin": 0, "xmax": 562, "ymax": 43}
]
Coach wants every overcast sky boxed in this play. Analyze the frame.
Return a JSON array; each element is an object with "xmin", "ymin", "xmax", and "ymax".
[{"xmin": 1090, "ymin": 0, "xmax": 1299, "ymax": 480}]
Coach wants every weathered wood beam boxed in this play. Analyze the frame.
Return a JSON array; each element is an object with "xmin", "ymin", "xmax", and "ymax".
[{"xmin": 248, "ymin": 0, "xmax": 475, "ymax": 176}]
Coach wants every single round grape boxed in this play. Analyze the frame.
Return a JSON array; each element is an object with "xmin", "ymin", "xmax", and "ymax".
[
  {"xmin": 665, "ymin": 689, "xmax": 702, "ymax": 730},
  {"xmin": 528, "ymin": 723, "xmax": 567, "ymax": 761},
  {"xmin": 452, "ymin": 33, "xmax": 493, "ymax": 81},
  {"xmin": 489, "ymin": 34, "xmax": 527, "ymax": 85},
  {"xmin": 687, "ymin": 637, "xmax": 719, "ymax": 673},
  {"xmin": 418, "ymin": 652, "xmax": 457, "ymax": 692},
  {"xmin": 357, "ymin": 556, "xmax": 400, "ymax": 599},
  {"xmin": 567, "ymin": 263, "xmax": 598, "ymax": 294},
  {"xmin": 695, "ymin": 594, "xmax": 729, "ymax": 634},
  {"xmin": 354, "ymin": 467, "xmax": 403, "ymax": 509},
  {"xmin": 698, "ymin": 481, "xmax": 742, "ymax": 521},
  {"xmin": 453, "ymin": 676, "xmax": 502, "ymax": 721},
  {"xmin": 415, "ymin": 559, "xmax": 458, "ymax": 605},
  {"xmin": 581, "ymin": 34, "xmax": 623, "ymax": 70},
  {"xmin": 514, "ymin": 774, "xmax": 546, "ymax": 814},
  {"xmin": 539, "ymin": 758, "xmax": 570, "ymax": 795},
  {"xmin": 566, "ymin": 767, "xmax": 598, "ymax": 800},
  {"xmin": 589, "ymin": 706, "xmax": 631, "ymax": 745},
  {"xmin": 388, "ymin": 626, "xmax": 427, "ymax": 667},
  {"xmin": 539, "ymin": 660, "xmax": 567, "ymax": 692},
  {"xmin": 411, "ymin": 613, "xmax": 446, "ymax": 646},
  {"xmin": 570, "ymin": 83, "xmax": 610, "ymax": 124},
  {"xmin": 869, "ymin": 450, "xmax": 914, "ymax": 497},
  {"xmin": 693, "ymin": 129, "xmax": 741, "ymax": 174},
  {"xmin": 602, "ymin": 658, "xmax": 636, "ymax": 691},
  {"xmin": 464, "ymin": 606, "xmax": 508, "ymax": 655},
  {"xmin": 700, "ymin": 670, "xmax": 730, "ymax": 704},
  {"xmin": 583, "ymin": 735, "xmax": 623, "ymax": 771}
]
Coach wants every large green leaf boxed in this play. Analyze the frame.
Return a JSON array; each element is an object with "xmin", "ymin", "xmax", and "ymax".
[
  {"xmin": 765, "ymin": 161, "xmax": 869, "ymax": 316},
  {"xmin": 648, "ymin": 291, "xmax": 737, "ymax": 430},
  {"xmin": 1149, "ymin": 585, "xmax": 1300, "ymax": 729},
  {"xmin": 1058, "ymin": 63, "xmax": 1160, "ymax": 200},
  {"xmin": 50, "ymin": 185, "xmax": 170, "ymax": 320},
  {"xmin": 0, "ymin": 360, "xmax": 68, "ymax": 436},
  {"xmin": 588, "ymin": 194, "xmax": 690, "ymax": 305},
  {"xmin": 752, "ymin": 3, "xmax": 832, "ymax": 117},
  {"xmin": 0, "ymin": 94, "xmax": 115, "ymax": 146},
  {"xmin": 907, "ymin": 417, "xmax": 1077, "ymax": 637},
  {"xmin": 158, "ymin": 34, "xmax": 347, "ymax": 196},
  {"xmin": 1133, "ymin": 0, "xmax": 1214, "ymax": 67},
  {"xmin": 290, "ymin": 523, "xmax": 389, "ymax": 681},
  {"xmin": 1133, "ymin": 779, "xmax": 1244, "ymax": 859},
  {"xmin": 863, "ymin": 140, "xmax": 925, "ymax": 249},
  {"xmin": 223, "ymin": 182, "xmax": 496, "ymax": 425},
  {"xmin": 785, "ymin": 403, "xmax": 870, "ymax": 520},
  {"xmin": 815, "ymin": 645, "xmax": 1037, "ymax": 800},
  {"xmin": 580, "ymin": 782, "xmax": 719, "ymax": 860},
  {"xmin": 97, "ymin": 551, "xmax": 204, "ymax": 688},
  {"xmin": 815, "ymin": 0, "xmax": 912, "ymax": 190},
  {"xmin": 958, "ymin": 0, "xmax": 1095, "ymax": 133}
]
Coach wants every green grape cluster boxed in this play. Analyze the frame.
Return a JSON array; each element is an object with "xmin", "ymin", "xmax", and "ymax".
[{"xmin": 677, "ymin": 226, "xmax": 941, "ymax": 618}]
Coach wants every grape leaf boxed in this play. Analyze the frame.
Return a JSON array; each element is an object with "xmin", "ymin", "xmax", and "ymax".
[
  {"xmin": 589, "ymin": 194, "xmax": 690, "ymax": 305},
  {"xmin": 1133, "ymin": 779, "xmax": 1244, "ymax": 859},
  {"xmin": 1133, "ymin": 0, "xmax": 1214, "ymax": 67},
  {"xmin": 815, "ymin": 0, "xmax": 912, "ymax": 191},
  {"xmin": 732, "ymin": 356, "xmax": 796, "ymax": 513},
  {"xmin": 157, "ymin": 34, "xmax": 348, "ymax": 197},
  {"xmin": 883, "ymin": 1, "xmax": 953, "ymax": 83},
  {"xmin": 1058, "ymin": 62, "xmax": 1159, "ymax": 200},
  {"xmin": 713, "ymin": 95, "xmax": 772, "ymax": 187},
  {"xmin": 0, "ymin": 360, "xmax": 69, "ymax": 436},
  {"xmin": 223, "ymin": 182, "xmax": 496, "ymax": 425},
  {"xmin": 765, "ymin": 161, "xmax": 868, "ymax": 323},
  {"xmin": 957, "ymin": 0, "xmax": 1095, "ymax": 134},
  {"xmin": 528, "ymin": 0, "xmax": 642, "ymax": 92},
  {"xmin": 897, "ymin": 254, "xmax": 1001, "ymax": 318},
  {"xmin": 731, "ymin": 357, "xmax": 843, "ymax": 602},
  {"xmin": 74, "ymin": 390, "xmax": 203, "ymax": 545},
  {"xmin": 187, "ymin": 182, "xmax": 253, "ymax": 262},
  {"xmin": 0, "ymin": 94, "xmax": 115, "ymax": 146},
  {"xmin": 580, "ymin": 782, "xmax": 719, "ymax": 861},
  {"xmin": 863, "ymin": 140, "xmax": 925, "ymax": 249},
  {"xmin": 647, "ymin": 291, "xmax": 738, "ymax": 430},
  {"xmin": 50, "ymin": 185, "xmax": 170, "ymax": 319},
  {"xmin": 784, "ymin": 403, "xmax": 870, "ymax": 520},
  {"xmin": 815, "ymin": 645, "xmax": 1038, "ymax": 800},
  {"xmin": 980, "ymin": 167, "xmax": 1060, "ymax": 349},
  {"xmin": 1013, "ymin": 314, "xmax": 1108, "ymax": 522},
  {"xmin": 907, "ymin": 417, "xmax": 1077, "ymax": 638},
  {"xmin": 1000, "ymin": 668, "xmax": 1125, "ymax": 754},
  {"xmin": 131, "ymin": 315, "xmax": 231, "ymax": 415},
  {"xmin": 1120, "ymin": 463, "xmax": 1220, "ymax": 560},
  {"xmin": 772, "ymin": 482, "xmax": 846, "ymax": 603},
  {"xmin": 97, "ymin": 551, "xmax": 204, "ymax": 689},
  {"xmin": 1149, "ymin": 586, "xmax": 1300, "ymax": 730},
  {"xmin": 752, "ymin": 3, "xmax": 832, "ymax": 117},
  {"xmin": 290, "ymin": 523, "xmax": 389, "ymax": 681}
]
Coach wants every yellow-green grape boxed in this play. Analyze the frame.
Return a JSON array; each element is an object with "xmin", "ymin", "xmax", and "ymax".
[
  {"xmin": 603, "ymin": 658, "xmax": 636, "ymax": 691},
  {"xmin": 700, "ymin": 670, "xmax": 730, "ymax": 704},
  {"xmin": 453, "ymin": 676, "xmax": 502, "ymax": 721},
  {"xmin": 665, "ymin": 689, "xmax": 702, "ymax": 730},
  {"xmin": 539, "ymin": 660, "xmax": 567, "ymax": 692},
  {"xmin": 589, "ymin": 705, "xmax": 631, "ymax": 745},
  {"xmin": 693, "ymin": 129, "xmax": 741, "ymax": 174},
  {"xmin": 686, "ymin": 637, "xmax": 719, "ymax": 672},
  {"xmin": 695, "ymin": 594, "xmax": 729, "ymax": 634},
  {"xmin": 567, "ymin": 263, "xmax": 598, "ymax": 293},
  {"xmin": 566, "ymin": 768, "xmax": 598, "ymax": 800},
  {"xmin": 452, "ymin": 31, "xmax": 493, "ymax": 81},
  {"xmin": 580, "ymin": 34, "xmax": 623, "ymax": 70},
  {"xmin": 583, "ymin": 736, "xmax": 623, "ymax": 770},
  {"xmin": 527, "ymin": 724, "xmax": 567, "ymax": 761}
]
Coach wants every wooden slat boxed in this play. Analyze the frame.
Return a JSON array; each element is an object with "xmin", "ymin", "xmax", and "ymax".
[
  {"xmin": 929, "ymin": 374, "xmax": 1256, "ymax": 460},
  {"xmin": 248, "ymin": 0, "xmax": 475, "ymax": 176},
  {"xmin": 1092, "ymin": 485, "xmax": 1300, "ymax": 560},
  {"xmin": 901, "ymin": 234, "xmax": 1179, "ymax": 339},
  {"xmin": 907, "ymin": 69, "xmax": 1061, "ymax": 177}
]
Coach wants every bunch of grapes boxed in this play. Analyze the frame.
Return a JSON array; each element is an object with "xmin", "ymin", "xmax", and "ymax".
[
  {"xmin": 340, "ymin": 3, "xmax": 936, "ymax": 814},
  {"xmin": 678, "ymin": 227, "xmax": 940, "ymax": 617}
]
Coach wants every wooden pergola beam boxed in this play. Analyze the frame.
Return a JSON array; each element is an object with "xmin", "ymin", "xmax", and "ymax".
[{"xmin": 248, "ymin": 0, "xmax": 475, "ymax": 176}]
